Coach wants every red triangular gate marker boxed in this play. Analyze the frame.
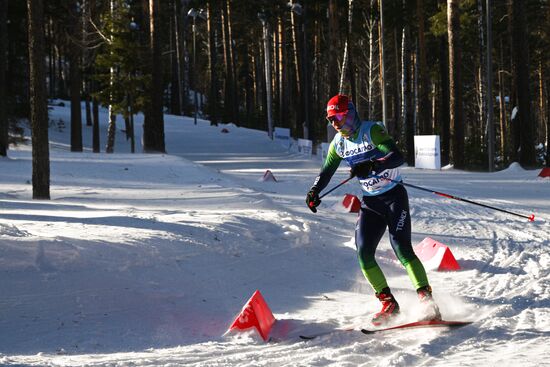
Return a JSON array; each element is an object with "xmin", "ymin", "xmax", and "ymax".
[
  {"xmin": 342, "ymin": 194, "xmax": 361, "ymax": 213},
  {"xmin": 414, "ymin": 237, "xmax": 461, "ymax": 271},
  {"xmin": 260, "ymin": 170, "xmax": 277, "ymax": 182},
  {"xmin": 226, "ymin": 290, "xmax": 276, "ymax": 341},
  {"xmin": 538, "ymin": 167, "xmax": 550, "ymax": 178}
]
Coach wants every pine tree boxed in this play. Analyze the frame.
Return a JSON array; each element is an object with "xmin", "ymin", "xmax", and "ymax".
[
  {"xmin": 94, "ymin": 0, "xmax": 149, "ymax": 153},
  {"xmin": 0, "ymin": 0, "xmax": 7, "ymax": 156},
  {"xmin": 27, "ymin": 0, "xmax": 50, "ymax": 199}
]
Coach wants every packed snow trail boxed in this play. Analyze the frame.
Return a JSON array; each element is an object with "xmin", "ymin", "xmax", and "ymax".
[{"xmin": 0, "ymin": 107, "xmax": 548, "ymax": 366}]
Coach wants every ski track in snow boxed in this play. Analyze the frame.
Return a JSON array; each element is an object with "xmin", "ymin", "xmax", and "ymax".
[{"xmin": 0, "ymin": 103, "xmax": 549, "ymax": 366}]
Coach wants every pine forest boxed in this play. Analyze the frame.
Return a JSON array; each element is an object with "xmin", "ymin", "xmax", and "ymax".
[{"xmin": 1, "ymin": 0, "xmax": 549, "ymax": 184}]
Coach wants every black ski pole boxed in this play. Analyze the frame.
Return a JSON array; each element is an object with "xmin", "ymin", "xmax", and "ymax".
[
  {"xmin": 319, "ymin": 176, "xmax": 354, "ymax": 199},
  {"xmin": 371, "ymin": 174, "xmax": 535, "ymax": 222}
]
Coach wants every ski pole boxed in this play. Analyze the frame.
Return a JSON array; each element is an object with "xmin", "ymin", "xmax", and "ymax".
[
  {"xmin": 370, "ymin": 174, "xmax": 535, "ymax": 222},
  {"xmin": 319, "ymin": 176, "xmax": 354, "ymax": 200}
]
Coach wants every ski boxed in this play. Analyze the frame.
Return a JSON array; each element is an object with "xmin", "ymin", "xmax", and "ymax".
[
  {"xmin": 361, "ymin": 319, "xmax": 472, "ymax": 334},
  {"xmin": 299, "ymin": 326, "xmax": 355, "ymax": 340}
]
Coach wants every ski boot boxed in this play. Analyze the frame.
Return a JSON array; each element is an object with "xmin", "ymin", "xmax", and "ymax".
[
  {"xmin": 417, "ymin": 285, "xmax": 442, "ymax": 321},
  {"xmin": 371, "ymin": 288, "xmax": 400, "ymax": 326}
]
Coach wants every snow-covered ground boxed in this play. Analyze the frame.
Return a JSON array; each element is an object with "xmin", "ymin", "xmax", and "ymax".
[{"xmin": 0, "ymin": 103, "xmax": 548, "ymax": 366}]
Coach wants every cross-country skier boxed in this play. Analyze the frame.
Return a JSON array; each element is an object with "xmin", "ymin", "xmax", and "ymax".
[{"xmin": 305, "ymin": 94, "xmax": 441, "ymax": 326}]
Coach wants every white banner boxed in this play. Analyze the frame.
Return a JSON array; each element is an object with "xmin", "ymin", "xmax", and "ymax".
[
  {"xmin": 297, "ymin": 138, "xmax": 312, "ymax": 156},
  {"xmin": 274, "ymin": 127, "xmax": 291, "ymax": 149},
  {"xmin": 414, "ymin": 135, "xmax": 441, "ymax": 170}
]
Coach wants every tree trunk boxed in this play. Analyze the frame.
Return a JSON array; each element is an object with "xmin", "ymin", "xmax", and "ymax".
[
  {"xmin": 290, "ymin": 4, "xmax": 301, "ymax": 97},
  {"xmin": 367, "ymin": 0, "xmax": 378, "ymax": 120},
  {"xmin": 547, "ymin": 76, "xmax": 550, "ymax": 167},
  {"xmin": 179, "ymin": 0, "xmax": 189, "ymax": 115},
  {"xmin": 46, "ymin": 18, "xmax": 55, "ymax": 97},
  {"xmin": 206, "ymin": 1, "xmax": 219, "ymax": 125},
  {"xmin": 507, "ymin": 0, "xmax": 519, "ymax": 161},
  {"xmin": 347, "ymin": 0, "xmax": 357, "ymax": 107},
  {"xmin": 447, "ymin": 0, "xmax": 464, "ymax": 169},
  {"xmin": 92, "ymin": 94, "xmax": 100, "ymax": 153},
  {"xmin": 497, "ymin": 38, "xmax": 507, "ymax": 163},
  {"xmin": 221, "ymin": 1, "xmax": 233, "ymax": 123},
  {"xmin": 416, "ymin": 0, "xmax": 431, "ymax": 135},
  {"xmin": 0, "ymin": 0, "xmax": 7, "ymax": 156},
  {"xmin": 243, "ymin": 44, "xmax": 254, "ymax": 128},
  {"xmin": 85, "ymin": 91, "xmax": 92, "ymax": 127},
  {"xmin": 261, "ymin": 19, "xmax": 273, "ymax": 139},
  {"xmin": 393, "ymin": 28, "xmax": 401, "ymax": 138},
  {"xmin": 328, "ymin": 0, "xmax": 339, "ymax": 96},
  {"xmin": 143, "ymin": 0, "xmax": 165, "ymax": 153},
  {"xmin": 301, "ymin": 9, "xmax": 311, "ymax": 140},
  {"xmin": 475, "ymin": 0, "xmax": 485, "ymax": 157},
  {"xmin": 83, "ymin": 0, "xmax": 93, "ymax": 127},
  {"xmin": 170, "ymin": 2, "xmax": 181, "ymax": 116},
  {"xmin": 272, "ymin": 17, "xmax": 280, "ymax": 129},
  {"xmin": 225, "ymin": 0, "xmax": 238, "ymax": 125},
  {"xmin": 27, "ymin": 0, "xmax": 50, "ymax": 199},
  {"xmin": 69, "ymin": 52, "xmax": 82, "ymax": 151},
  {"xmin": 69, "ymin": 1, "xmax": 82, "ymax": 152},
  {"xmin": 439, "ymin": 34, "xmax": 450, "ymax": 166},
  {"xmin": 105, "ymin": 0, "xmax": 116, "ymax": 153},
  {"xmin": 277, "ymin": 15, "xmax": 287, "ymax": 129},
  {"xmin": 512, "ymin": 0, "xmax": 535, "ymax": 167},
  {"xmin": 401, "ymin": 1, "xmax": 414, "ymax": 166},
  {"xmin": 378, "ymin": 0, "xmax": 387, "ymax": 126},
  {"xmin": 539, "ymin": 62, "xmax": 548, "ymax": 167}
]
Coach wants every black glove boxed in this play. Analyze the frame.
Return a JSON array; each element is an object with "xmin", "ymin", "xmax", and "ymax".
[
  {"xmin": 305, "ymin": 188, "xmax": 321, "ymax": 213},
  {"xmin": 350, "ymin": 159, "xmax": 379, "ymax": 178}
]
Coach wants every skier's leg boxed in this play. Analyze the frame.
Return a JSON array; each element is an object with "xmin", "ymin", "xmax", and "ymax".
[
  {"xmin": 356, "ymin": 203, "xmax": 400, "ymax": 325},
  {"xmin": 384, "ymin": 185, "xmax": 441, "ymax": 319},
  {"xmin": 355, "ymin": 205, "xmax": 388, "ymax": 293},
  {"xmin": 384, "ymin": 185, "xmax": 429, "ymax": 290}
]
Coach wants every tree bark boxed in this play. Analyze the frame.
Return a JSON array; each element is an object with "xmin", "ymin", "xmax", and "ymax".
[
  {"xmin": 447, "ymin": 0, "xmax": 464, "ymax": 169},
  {"xmin": 206, "ymin": 1, "xmax": 219, "ymax": 125},
  {"xmin": 401, "ymin": 1, "xmax": 414, "ymax": 166},
  {"xmin": 221, "ymin": 1, "xmax": 233, "ymax": 123},
  {"xmin": 367, "ymin": 0, "xmax": 378, "ymax": 120},
  {"xmin": 378, "ymin": 0, "xmax": 387, "ymax": 126},
  {"xmin": 507, "ymin": 0, "xmax": 519, "ymax": 161},
  {"xmin": 439, "ymin": 34, "xmax": 450, "ymax": 166},
  {"xmin": 170, "ymin": 1, "xmax": 181, "ymax": 116},
  {"xmin": 497, "ymin": 38, "xmax": 507, "ymax": 163},
  {"xmin": 512, "ymin": 0, "xmax": 535, "ymax": 167},
  {"xmin": 69, "ymin": 1, "xmax": 83, "ymax": 152},
  {"xmin": 277, "ymin": 15, "xmax": 287, "ymax": 129},
  {"xmin": 27, "ymin": 0, "xmax": 50, "ymax": 199},
  {"xmin": 92, "ymin": 94, "xmax": 100, "ymax": 153},
  {"xmin": 225, "ymin": 0, "xmax": 238, "ymax": 125},
  {"xmin": 476, "ymin": 0, "xmax": 486, "ymax": 152},
  {"xmin": 0, "ymin": 0, "xmax": 7, "ymax": 156},
  {"xmin": 143, "ymin": 0, "xmax": 165, "ymax": 153},
  {"xmin": 416, "ymin": 0, "xmax": 431, "ymax": 135},
  {"xmin": 105, "ymin": 0, "xmax": 116, "ymax": 153},
  {"xmin": 328, "ymin": 0, "xmax": 339, "ymax": 96},
  {"xmin": 538, "ymin": 62, "xmax": 544, "ymax": 159}
]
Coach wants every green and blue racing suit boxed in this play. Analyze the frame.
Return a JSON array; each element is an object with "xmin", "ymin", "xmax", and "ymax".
[{"xmin": 311, "ymin": 121, "xmax": 430, "ymax": 294}]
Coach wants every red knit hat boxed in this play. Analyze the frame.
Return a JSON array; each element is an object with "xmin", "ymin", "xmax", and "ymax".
[{"xmin": 326, "ymin": 94, "xmax": 349, "ymax": 118}]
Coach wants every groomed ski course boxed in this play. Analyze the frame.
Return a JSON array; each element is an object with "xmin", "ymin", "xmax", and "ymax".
[{"xmin": 0, "ymin": 103, "xmax": 548, "ymax": 366}]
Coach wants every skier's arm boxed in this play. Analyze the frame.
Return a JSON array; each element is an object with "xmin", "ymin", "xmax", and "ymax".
[
  {"xmin": 310, "ymin": 141, "xmax": 342, "ymax": 193},
  {"xmin": 370, "ymin": 124, "xmax": 404, "ymax": 171}
]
